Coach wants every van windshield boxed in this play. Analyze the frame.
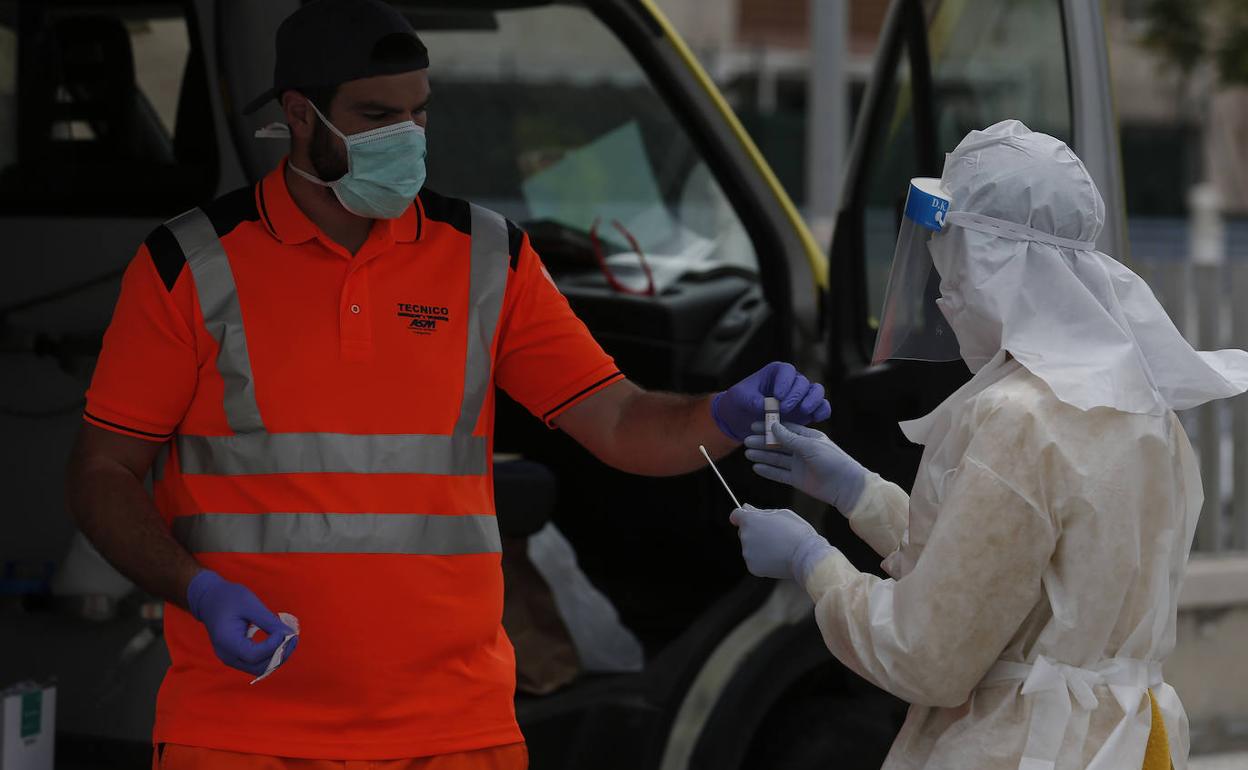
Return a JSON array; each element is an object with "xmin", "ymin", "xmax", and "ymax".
[{"xmin": 412, "ymin": 4, "xmax": 760, "ymax": 284}]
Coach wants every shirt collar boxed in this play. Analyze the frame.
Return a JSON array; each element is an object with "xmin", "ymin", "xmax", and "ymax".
[
  {"xmin": 259, "ymin": 158, "xmax": 421, "ymax": 245},
  {"xmin": 393, "ymin": 194, "xmax": 420, "ymax": 242}
]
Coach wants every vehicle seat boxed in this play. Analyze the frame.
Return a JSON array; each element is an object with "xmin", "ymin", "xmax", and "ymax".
[
  {"xmin": 494, "ymin": 459, "xmax": 557, "ymax": 538},
  {"xmin": 37, "ymin": 16, "xmax": 173, "ymax": 165},
  {"xmin": 496, "ymin": 459, "xmax": 580, "ymax": 694},
  {"xmin": 0, "ymin": 11, "xmax": 213, "ymax": 214}
]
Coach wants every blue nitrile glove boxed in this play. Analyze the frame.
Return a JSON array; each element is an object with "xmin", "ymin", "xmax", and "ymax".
[
  {"xmin": 187, "ymin": 570, "xmax": 296, "ymax": 677},
  {"xmin": 729, "ymin": 505, "xmax": 836, "ymax": 583},
  {"xmin": 744, "ymin": 422, "xmax": 868, "ymax": 513},
  {"xmin": 711, "ymin": 362, "xmax": 832, "ymax": 441}
]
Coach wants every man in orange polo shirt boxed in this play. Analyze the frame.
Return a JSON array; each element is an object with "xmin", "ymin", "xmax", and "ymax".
[{"xmin": 64, "ymin": 1, "xmax": 831, "ymax": 768}]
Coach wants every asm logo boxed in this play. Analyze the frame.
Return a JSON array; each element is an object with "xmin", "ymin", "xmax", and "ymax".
[{"xmin": 396, "ymin": 302, "xmax": 451, "ymax": 336}]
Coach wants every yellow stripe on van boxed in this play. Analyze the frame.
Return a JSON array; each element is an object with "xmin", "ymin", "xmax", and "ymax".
[{"xmin": 637, "ymin": 0, "xmax": 829, "ymax": 289}]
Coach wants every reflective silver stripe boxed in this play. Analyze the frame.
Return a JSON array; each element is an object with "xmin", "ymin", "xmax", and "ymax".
[
  {"xmin": 456, "ymin": 204, "xmax": 510, "ymax": 435},
  {"xmin": 168, "ymin": 204, "xmax": 510, "ymax": 477},
  {"xmin": 172, "ymin": 512, "xmax": 501, "ymax": 554},
  {"xmin": 166, "ymin": 208, "xmax": 265, "ymax": 434},
  {"xmin": 176, "ymin": 432, "xmax": 488, "ymax": 476}
]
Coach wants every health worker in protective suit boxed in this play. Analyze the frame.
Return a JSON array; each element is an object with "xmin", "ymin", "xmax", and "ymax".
[{"xmin": 730, "ymin": 120, "xmax": 1248, "ymax": 770}]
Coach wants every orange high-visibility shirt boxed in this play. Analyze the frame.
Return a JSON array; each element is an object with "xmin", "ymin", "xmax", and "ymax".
[{"xmin": 84, "ymin": 161, "xmax": 622, "ymax": 759}]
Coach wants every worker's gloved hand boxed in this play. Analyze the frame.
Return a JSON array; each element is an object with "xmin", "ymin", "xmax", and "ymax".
[
  {"xmin": 711, "ymin": 362, "xmax": 832, "ymax": 441},
  {"xmin": 187, "ymin": 570, "xmax": 297, "ymax": 677},
  {"xmin": 729, "ymin": 505, "xmax": 836, "ymax": 584},
  {"xmin": 744, "ymin": 422, "xmax": 868, "ymax": 513}
]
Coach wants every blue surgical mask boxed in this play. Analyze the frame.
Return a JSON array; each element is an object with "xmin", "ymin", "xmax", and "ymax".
[{"xmin": 288, "ymin": 102, "xmax": 427, "ymax": 220}]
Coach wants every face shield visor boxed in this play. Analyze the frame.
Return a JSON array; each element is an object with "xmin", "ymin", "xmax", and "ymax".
[{"xmin": 870, "ymin": 177, "xmax": 962, "ymax": 365}]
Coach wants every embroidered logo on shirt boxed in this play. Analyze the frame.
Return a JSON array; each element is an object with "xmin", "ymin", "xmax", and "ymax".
[{"xmin": 396, "ymin": 303, "xmax": 450, "ymax": 336}]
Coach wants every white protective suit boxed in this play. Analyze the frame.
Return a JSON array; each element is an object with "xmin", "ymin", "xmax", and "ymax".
[{"xmin": 805, "ymin": 120, "xmax": 1248, "ymax": 770}]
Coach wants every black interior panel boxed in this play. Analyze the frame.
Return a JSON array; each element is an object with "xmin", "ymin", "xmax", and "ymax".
[{"xmin": 494, "ymin": 270, "xmax": 789, "ymax": 655}]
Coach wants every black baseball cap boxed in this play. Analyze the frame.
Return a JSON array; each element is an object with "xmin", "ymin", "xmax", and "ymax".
[{"xmin": 242, "ymin": 0, "xmax": 429, "ymax": 115}]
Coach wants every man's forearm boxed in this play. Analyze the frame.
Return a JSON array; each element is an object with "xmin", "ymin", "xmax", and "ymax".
[
  {"xmin": 599, "ymin": 390, "xmax": 737, "ymax": 476},
  {"xmin": 556, "ymin": 364, "xmax": 829, "ymax": 479},
  {"xmin": 67, "ymin": 460, "xmax": 202, "ymax": 610}
]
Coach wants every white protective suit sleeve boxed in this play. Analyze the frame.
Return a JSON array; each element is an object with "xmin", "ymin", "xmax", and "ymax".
[
  {"xmin": 844, "ymin": 472, "xmax": 911, "ymax": 562},
  {"xmin": 803, "ymin": 406, "xmax": 1058, "ymax": 708}
]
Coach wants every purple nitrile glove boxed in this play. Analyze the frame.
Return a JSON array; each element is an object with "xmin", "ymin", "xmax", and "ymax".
[
  {"xmin": 711, "ymin": 362, "xmax": 832, "ymax": 442},
  {"xmin": 729, "ymin": 505, "xmax": 837, "ymax": 584},
  {"xmin": 187, "ymin": 570, "xmax": 296, "ymax": 677},
  {"xmin": 744, "ymin": 422, "xmax": 868, "ymax": 513}
]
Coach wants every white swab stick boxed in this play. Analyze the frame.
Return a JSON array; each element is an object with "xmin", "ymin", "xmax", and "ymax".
[{"xmin": 699, "ymin": 444, "xmax": 742, "ymax": 508}]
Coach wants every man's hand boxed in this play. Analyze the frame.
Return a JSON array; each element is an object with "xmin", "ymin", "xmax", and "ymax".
[
  {"xmin": 729, "ymin": 505, "xmax": 836, "ymax": 584},
  {"xmin": 711, "ymin": 362, "xmax": 831, "ymax": 441},
  {"xmin": 187, "ymin": 570, "xmax": 298, "ymax": 677},
  {"xmin": 744, "ymin": 422, "xmax": 868, "ymax": 512}
]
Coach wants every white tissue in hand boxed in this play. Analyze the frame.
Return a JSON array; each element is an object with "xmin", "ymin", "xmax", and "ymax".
[{"xmin": 245, "ymin": 611, "xmax": 299, "ymax": 684}]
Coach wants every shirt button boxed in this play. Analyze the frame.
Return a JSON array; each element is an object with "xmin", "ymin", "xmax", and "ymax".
[{"xmin": 350, "ymin": 304, "xmax": 361, "ymax": 314}]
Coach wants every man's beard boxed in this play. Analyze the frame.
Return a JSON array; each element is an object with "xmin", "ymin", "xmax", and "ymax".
[{"xmin": 309, "ymin": 119, "xmax": 348, "ymax": 182}]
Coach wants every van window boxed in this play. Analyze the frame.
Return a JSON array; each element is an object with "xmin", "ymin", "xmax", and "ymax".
[
  {"xmin": 925, "ymin": 0, "xmax": 1072, "ymax": 150},
  {"xmin": 0, "ymin": 1, "xmax": 217, "ymax": 216},
  {"xmin": 861, "ymin": 47, "xmax": 921, "ymax": 351},
  {"xmin": 848, "ymin": 0, "xmax": 1072, "ymax": 356},
  {"xmin": 413, "ymin": 5, "xmax": 760, "ymax": 282}
]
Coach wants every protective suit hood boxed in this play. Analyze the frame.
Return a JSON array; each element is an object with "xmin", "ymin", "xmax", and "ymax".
[{"xmin": 925, "ymin": 119, "xmax": 1248, "ymax": 418}]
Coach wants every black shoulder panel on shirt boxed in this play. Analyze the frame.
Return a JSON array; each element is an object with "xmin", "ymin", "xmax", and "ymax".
[
  {"xmin": 418, "ymin": 188, "xmax": 471, "ymax": 236},
  {"xmin": 145, "ymin": 223, "xmax": 186, "ymax": 292},
  {"xmin": 143, "ymin": 185, "xmax": 258, "ymax": 292},
  {"xmin": 506, "ymin": 220, "xmax": 524, "ymax": 271},
  {"xmin": 202, "ymin": 184, "xmax": 261, "ymax": 238}
]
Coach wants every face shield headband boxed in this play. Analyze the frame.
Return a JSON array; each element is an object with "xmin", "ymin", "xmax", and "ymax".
[
  {"xmin": 872, "ymin": 179, "xmax": 1098, "ymax": 367},
  {"xmin": 944, "ymin": 211, "xmax": 1097, "ymax": 251}
]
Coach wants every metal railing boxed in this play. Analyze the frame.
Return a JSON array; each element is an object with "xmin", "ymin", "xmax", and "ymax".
[{"xmin": 1132, "ymin": 195, "xmax": 1248, "ymax": 553}]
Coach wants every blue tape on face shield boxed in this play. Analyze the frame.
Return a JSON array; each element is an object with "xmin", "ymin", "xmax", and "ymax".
[
  {"xmin": 871, "ymin": 177, "xmax": 962, "ymax": 365},
  {"xmin": 287, "ymin": 101, "xmax": 427, "ymax": 220}
]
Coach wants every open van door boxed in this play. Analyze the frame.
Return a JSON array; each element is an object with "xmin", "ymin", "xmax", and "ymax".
[
  {"xmin": 826, "ymin": 0, "xmax": 1125, "ymax": 501},
  {"xmin": 639, "ymin": 4, "xmax": 1128, "ymax": 770}
]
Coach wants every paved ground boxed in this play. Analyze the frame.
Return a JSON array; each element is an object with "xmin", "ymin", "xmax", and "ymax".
[{"xmin": 1189, "ymin": 751, "xmax": 1248, "ymax": 769}]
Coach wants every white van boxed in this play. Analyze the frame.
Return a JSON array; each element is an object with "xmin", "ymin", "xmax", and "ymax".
[{"xmin": 0, "ymin": 2, "xmax": 1122, "ymax": 768}]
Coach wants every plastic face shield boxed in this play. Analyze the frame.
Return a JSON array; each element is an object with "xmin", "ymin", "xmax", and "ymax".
[{"xmin": 871, "ymin": 177, "xmax": 962, "ymax": 365}]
